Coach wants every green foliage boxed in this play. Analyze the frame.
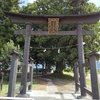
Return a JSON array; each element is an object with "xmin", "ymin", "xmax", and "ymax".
[
  {"xmin": 1, "ymin": 0, "xmax": 20, "ymax": 12},
  {"xmin": 0, "ymin": 40, "xmax": 21, "ymax": 79},
  {"xmin": 0, "ymin": 0, "xmax": 100, "ymax": 75},
  {"xmin": 1, "ymin": 40, "xmax": 20, "ymax": 58},
  {"xmin": 64, "ymin": 67, "xmax": 72, "ymax": 72},
  {"xmin": 98, "ymin": 70, "xmax": 100, "ymax": 74},
  {"xmin": 19, "ymin": 0, "xmax": 100, "ymax": 75},
  {"xmin": 0, "ymin": 1, "xmax": 23, "ymax": 80},
  {"xmin": 54, "ymin": 52, "xmax": 66, "ymax": 62},
  {"xmin": 0, "ymin": 0, "xmax": 21, "ymax": 54}
]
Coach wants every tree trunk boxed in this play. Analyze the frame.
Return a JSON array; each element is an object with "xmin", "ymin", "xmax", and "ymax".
[{"xmin": 54, "ymin": 61, "xmax": 64, "ymax": 75}]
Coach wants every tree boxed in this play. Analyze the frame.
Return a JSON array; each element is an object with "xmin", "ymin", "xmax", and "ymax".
[
  {"xmin": 0, "ymin": 40, "xmax": 21, "ymax": 80},
  {"xmin": 0, "ymin": 0, "xmax": 21, "ymax": 54},
  {"xmin": 19, "ymin": 0, "xmax": 100, "ymax": 74}
]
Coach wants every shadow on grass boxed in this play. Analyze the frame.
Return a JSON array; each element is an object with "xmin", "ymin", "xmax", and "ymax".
[
  {"xmin": 40, "ymin": 73, "xmax": 74, "ymax": 80},
  {"xmin": 35, "ymin": 73, "xmax": 74, "ymax": 85}
]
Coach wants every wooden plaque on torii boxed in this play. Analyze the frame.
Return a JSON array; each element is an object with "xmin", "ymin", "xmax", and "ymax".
[{"xmin": 48, "ymin": 18, "xmax": 59, "ymax": 34}]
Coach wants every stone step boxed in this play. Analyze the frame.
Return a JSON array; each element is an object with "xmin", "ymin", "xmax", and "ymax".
[
  {"xmin": 32, "ymin": 97, "xmax": 55, "ymax": 100},
  {"xmin": 46, "ymin": 82, "xmax": 59, "ymax": 93}
]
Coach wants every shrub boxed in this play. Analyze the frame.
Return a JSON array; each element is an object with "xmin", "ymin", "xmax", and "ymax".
[{"xmin": 64, "ymin": 67, "xmax": 72, "ymax": 72}]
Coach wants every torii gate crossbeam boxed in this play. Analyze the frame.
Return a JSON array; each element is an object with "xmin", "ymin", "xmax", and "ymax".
[{"xmin": 14, "ymin": 30, "xmax": 94, "ymax": 35}]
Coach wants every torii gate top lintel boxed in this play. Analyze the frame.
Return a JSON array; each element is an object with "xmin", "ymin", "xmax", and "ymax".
[{"xmin": 4, "ymin": 11, "xmax": 100, "ymax": 24}]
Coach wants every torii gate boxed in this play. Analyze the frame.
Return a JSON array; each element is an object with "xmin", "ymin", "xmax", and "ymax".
[{"xmin": 4, "ymin": 11, "xmax": 100, "ymax": 97}]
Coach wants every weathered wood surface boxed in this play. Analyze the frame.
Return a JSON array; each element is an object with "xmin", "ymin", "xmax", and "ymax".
[
  {"xmin": 77, "ymin": 83, "xmax": 80, "ymax": 88},
  {"xmin": 84, "ymin": 87, "xmax": 92, "ymax": 96},
  {"xmin": 27, "ymin": 82, "xmax": 31, "ymax": 86},
  {"xmin": 14, "ymin": 30, "xmax": 94, "ymax": 35},
  {"xmin": 15, "ymin": 86, "xmax": 23, "ymax": 94},
  {"xmin": 77, "ymin": 23, "xmax": 86, "ymax": 96},
  {"xmin": 82, "ymin": 62, "xmax": 89, "ymax": 67},
  {"xmin": 4, "ymin": 11, "xmax": 100, "ymax": 24},
  {"xmin": 28, "ymin": 64, "xmax": 33, "ymax": 67},
  {"xmin": 18, "ymin": 61, "xmax": 25, "ymax": 66},
  {"xmin": 89, "ymin": 52, "xmax": 100, "ymax": 99},
  {"xmin": 20, "ymin": 23, "xmax": 31, "ymax": 94},
  {"xmin": 74, "ymin": 62, "xmax": 79, "ymax": 92},
  {"xmin": 8, "ymin": 51, "xmax": 19, "ymax": 97},
  {"xmin": 18, "ymin": 62, "xmax": 32, "ymax": 66},
  {"xmin": 77, "ymin": 83, "xmax": 92, "ymax": 96}
]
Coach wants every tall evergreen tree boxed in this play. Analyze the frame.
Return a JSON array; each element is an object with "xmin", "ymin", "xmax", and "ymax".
[
  {"xmin": 19, "ymin": 0, "xmax": 100, "ymax": 74},
  {"xmin": 0, "ymin": 0, "xmax": 21, "ymax": 75},
  {"xmin": 0, "ymin": 0, "xmax": 20, "ymax": 52}
]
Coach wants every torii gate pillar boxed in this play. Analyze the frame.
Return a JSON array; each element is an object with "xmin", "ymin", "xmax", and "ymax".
[
  {"xmin": 77, "ymin": 22, "xmax": 86, "ymax": 96},
  {"xmin": 20, "ymin": 22, "xmax": 31, "ymax": 94}
]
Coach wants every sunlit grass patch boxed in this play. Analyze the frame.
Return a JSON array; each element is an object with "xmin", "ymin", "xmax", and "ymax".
[{"xmin": 0, "ymin": 83, "xmax": 8, "ymax": 96}]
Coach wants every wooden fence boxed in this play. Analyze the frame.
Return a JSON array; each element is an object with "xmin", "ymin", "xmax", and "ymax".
[
  {"xmin": 7, "ymin": 50, "xmax": 34, "ymax": 97},
  {"xmin": 74, "ymin": 51, "xmax": 100, "ymax": 99}
]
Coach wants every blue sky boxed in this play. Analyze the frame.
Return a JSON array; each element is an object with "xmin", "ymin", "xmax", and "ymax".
[{"xmin": 20, "ymin": 0, "xmax": 100, "ymax": 7}]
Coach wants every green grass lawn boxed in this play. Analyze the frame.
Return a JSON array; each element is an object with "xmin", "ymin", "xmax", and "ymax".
[
  {"xmin": 86, "ymin": 70, "xmax": 100, "ymax": 88},
  {"xmin": 86, "ymin": 79, "xmax": 100, "ymax": 88},
  {"xmin": 0, "ymin": 79, "xmax": 42, "ymax": 96},
  {"xmin": 1, "ymin": 70, "xmax": 100, "ymax": 96},
  {"xmin": 63, "ymin": 70, "xmax": 74, "ymax": 76},
  {"xmin": 63, "ymin": 69, "xmax": 100, "ymax": 89},
  {"xmin": 0, "ymin": 82, "xmax": 20, "ymax": 96},
  {"xmin": 0, "ymin": 83, "xmax": 8, "ymax": 96}
]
